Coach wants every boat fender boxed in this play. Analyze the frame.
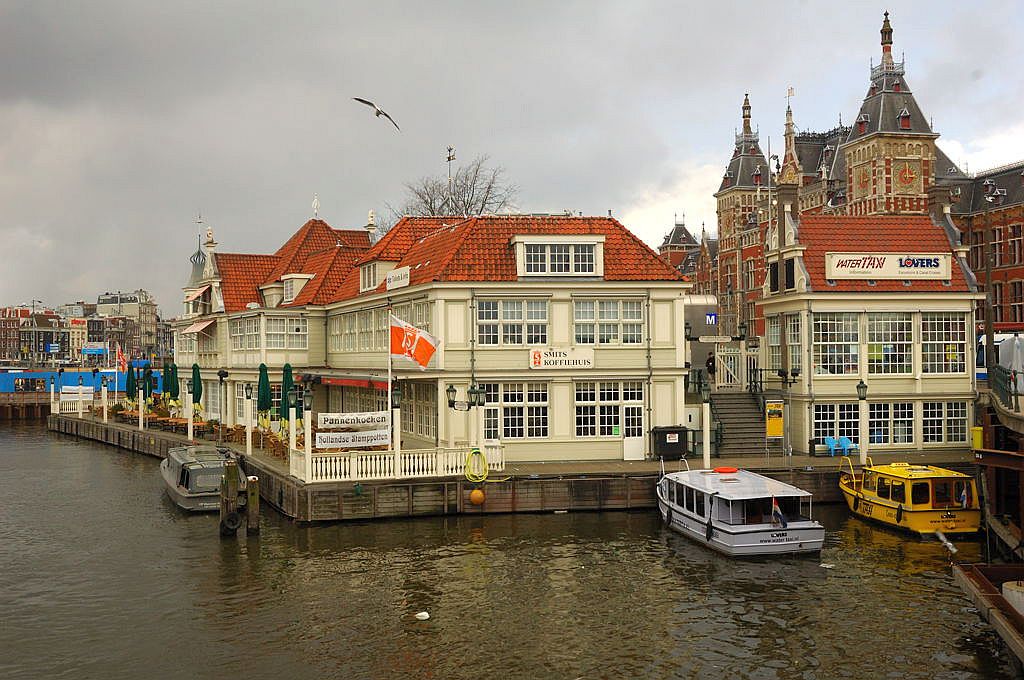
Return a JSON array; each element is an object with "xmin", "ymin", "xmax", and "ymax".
[
  {"xmin": 221, "ymin": 511, "xmax": 242, "ymax": 532},
  {"xmin": 664, "ymin": 508, "xmax": 672, "ymax": 526},
  {"xmin": 705, "ymin": 519, "xmax": 713, "ymax": 542},
  {"xmin": 853, "ymin": 495, "xmax": 860, "ymax": 512},
  {"xmin": 895, "ymin": 504, "xmax": 904, "ymax": 524}
]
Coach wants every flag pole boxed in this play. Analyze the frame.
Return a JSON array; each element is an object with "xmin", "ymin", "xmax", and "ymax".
[{"xmin": 387, "ymin": 310, "xmax": 393, "ymax": 413}]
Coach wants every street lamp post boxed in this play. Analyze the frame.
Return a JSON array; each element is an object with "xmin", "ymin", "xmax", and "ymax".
[
  {"xmin": 244, "ymin": 383, "xmax": 253, "ymax": 457},
  {"xmin": 856, "ymin": 379, "xmax": 868, "ymax": 466},
  {"xmin": 983, "ymin": 180, "xmax": 1008, "ymax": 377},
  {"xmin": 288, "ymin": 388, "xmax": 298, "ymax": 453},
  {"xmin": 391, "ymin": 382, "xmax": 402, "ymax": 475},
  {"xmin": 49, "ymin": 376, "xmax": 55, "ymax": 412},
  {"xmin": 700, "ymin": 381, "xmax": 712, "ymax": 469},
  {"xmin": 445, "ymin": 384, "xmax": 486, "ymax": 451},
  {"xmin": 777, "ymin": 368, "xmax": 800, "ymax": 456},
  {"xmin": 303, "ymin": 386, "xmax": 313, "ymax": 468},
  {"xmin": 77, "ymin": 375, "xmax": 84, "ymax": 419}
]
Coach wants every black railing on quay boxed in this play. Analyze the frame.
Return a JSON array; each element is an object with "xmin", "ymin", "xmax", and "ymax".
[{"xmin": 991, "ymin": 364, "xmax": 1021, "ymax": 411}]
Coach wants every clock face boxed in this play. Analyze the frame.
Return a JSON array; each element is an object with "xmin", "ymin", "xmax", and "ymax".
[
  {"xmin": 894, "ymin": 161, "xmax": 921, "ymax": 194},
  {"xmin": 853, "ymin": 166, "xmax": 871, "ymax": 198}
]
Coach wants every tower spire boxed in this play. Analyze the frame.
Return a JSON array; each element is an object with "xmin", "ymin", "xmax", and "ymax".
[
  {"xmin": 741, "ymin": 93, "xmax": 752, "ymax": 135},
  {"xmin": 779, "ymin": 94, "xmax": 802, "ymax": 184},
  {"xmin": 880, "ymin": 11, "xmax": 894, "ymax": 68}
]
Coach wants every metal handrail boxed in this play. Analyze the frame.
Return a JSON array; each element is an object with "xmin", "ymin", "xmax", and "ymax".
[{"xmin": 991, "ymin": 364, "xmax": 1019, "ymax": 410}]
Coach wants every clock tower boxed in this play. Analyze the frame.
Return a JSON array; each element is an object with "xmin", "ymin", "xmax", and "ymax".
[{"xmin": 842, "ymin": 12, "xmax": 939, "ymax": 216}]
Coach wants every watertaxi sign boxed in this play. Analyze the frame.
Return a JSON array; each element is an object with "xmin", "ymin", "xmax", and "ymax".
[
  {"xmin": 765, "ymin": 400, "xmax": 784, "ymax": 439},
  {"xmin": 316, "ymin": 429, "xmax": 391, "ymax": 449},
  {"xmin": 825, "ymin": 252, "xmax": 950, "ymax": 280},
  {"xmin": 318, "ymin": 410, "xmax": 390, "ymax": 429},
  {"xmin": 528, "ymin": 347, "xmax": 594, "ymax": 369},
  {"xmin": 386, "ymin": 266, "xmax": 411, "ymax": 290}
]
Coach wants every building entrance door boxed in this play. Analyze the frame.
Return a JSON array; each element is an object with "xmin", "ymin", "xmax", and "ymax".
[
  {"xmin": 622, "ymin": 404, "xmax": 644, "ymax": 460},
  {"xmin": 716, "ymin": 345, "xmax": 743, "ymax": 391}
]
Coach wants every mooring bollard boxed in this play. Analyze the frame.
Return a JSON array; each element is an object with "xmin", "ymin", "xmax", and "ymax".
[
  {"xmin": 219, "ymin": 458, "xmax": 241, "ymax": 537},
  {"xmin": 246, "ymin": 475, "xmax": 260, "ymax": 535}
]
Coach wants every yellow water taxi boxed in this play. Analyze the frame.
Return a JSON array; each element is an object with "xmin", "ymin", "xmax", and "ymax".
[{"xmin": 838, "ymin": 457, "xmax": 980, "ymax": 537}]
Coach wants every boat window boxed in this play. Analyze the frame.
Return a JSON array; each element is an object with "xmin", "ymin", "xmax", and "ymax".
[
  {"xmin": 179, "ymin": 467, "xmax": 189, "ymax": 489},
  {"xmin": 955, "ymin": 481, "xmax": 972, "ymax": 507},
  {"xmin": 190, "ymin": 471, "xmax": 223, "ymax": 494},
  {"xmin": 685, "ymin": 486, "xmax": 695, "ymax": 512},
  {"xmin": 667, "ymin": 481, "xmax": 675, "ymax": 504},
  {"xmin": 890, "ymin": 481, "xmax": 906, "ymax": 504},
  {"xmin": 933, "ymin": 480, "xmax": 953, "ymax": 508},
  {"xmin": 863, "ymin": 471, "xmax": 876, "ymax": 491},
  {"xmin": 675, "ymin": 482, "xmax": 686, "ymax": 505},
  {"xmin": 745, "ymin": 499, "xmax": 766, "ymax": 524},
  {"xmin": 877, "ymin": 477, "xmax": 891, "ymax": 500},
  {"xmin": 718, "ymin": 499, "xmax": 744, "ymax": 525},
  {"xmin": 695, "ymin": 491, "xmax": 705, "ymax": 518},
  {"xmin": 911, "ymin": 482, "xmax": 930, "ymax": 505}
]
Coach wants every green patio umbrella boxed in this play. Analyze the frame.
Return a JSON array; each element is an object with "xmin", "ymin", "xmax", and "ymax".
[
  {"xmin": 169, "ymin": 363, "xmax": 180, "ymax": 400},
  {"xmin": 191, "ymin": 364, "xmax": 202, "ymax": 406},
  {"xmin": 125, "ymin": 365, "xmax": 137, "ymax": 403},
  {"xmin": 281, "ymin": 363, "xmax": 294, "ymax": 424},
  {"xmin": 256, "ymin": 363, "xmax": 272, "ymax": 429},
  {"xmin": 161, "ymin": 361, "xmax": 170, "ymax": 401}
]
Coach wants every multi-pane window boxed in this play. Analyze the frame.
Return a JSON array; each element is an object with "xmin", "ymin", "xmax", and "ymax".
[
  {"xmin": 813, "ymin": 313, "xmax": 859, "ymax": 375},
  {"xmin": 266, "ymin": 317, "xmax": 307, "ymax": 350},
  {"xmin": 478, "ymin": 300, "xmax": 548, "ymax": 346},
  {"xmin": 288, "ymin": 318, "xmax": 308, "ymax": 349},
  {"xmin": 993, "ymin": 283, "xmax": 1004, "ymax": 323},
  {"xmin": 574, "ymin": 300, "xmax": 642, "ymax": 345},
  {"xmin": 1013, "ymin": 282, "xmax": 1024, "ymax": 324},
  {"xmin": 234, "ymin": 382, "xmax": 255, "ymax": 422},
  {"xmin": 1011, "ymin": 225, "xmax": 1022, "ymax": 265},
  {"xmin": 786, "ymin": 315, "xmax": 801, "ymax": 371},
  {"xmin": 360, "ymin": 263, "xmax": 378, "ymax": 291},
  {"xmin": 923, "ymin": 401, "xmax": 968, "ymax": 444},
  {"xmin": 230, "ymin": 320, "xmax": 244, "ymax": 351},
  {"xmin": 922, "ymin": 313, "xmax": 966, "ymax": 374},
  {"xmin": 283, "ymin": 278, "xmax": 296, "ymax": 303},
  {"xmin": 574, "ymin": 381, "xmax": 643, "ymax": 437},
  {"xmin": 813, "ymin": 403, "xmax": 860, "ymax": 445},
  {"xmin": 767, "ymin": 316, "xmax": 781, "ymax": 370},
  {"xmin": 266, "ymin": 318, "xmax": 286, "ymax": 349},
  {"xmin": 869, "ymin": 402, "xmax": 914, "ymax": 445},
  {"xmin": 245, "ymin": 317, "xmax": 260, "ymax": 350},
  {"xmin": 867, "ymin": 313, "xmax": 912, "ymax": 375},
  {"xmin": 204, "ymin": 380, "xmax": 221, "ymax": 420},
  {"xmin": 477, "ymin": 383, "xmax": 546, "ymax": 439},
  {"xmin": 523, "ymin": 243, "xmax": 596, "ymax": 274},
  {"xmin": 993, "ymin": 228, "xmax": 1005, "ymax": 267},
  {"xmin": 743, "ymin": 259, "xmax": 756, "ymax": 291},
  {"xmin": 400, "ymin": 383, "xmax": 436, "ymax": 439}
]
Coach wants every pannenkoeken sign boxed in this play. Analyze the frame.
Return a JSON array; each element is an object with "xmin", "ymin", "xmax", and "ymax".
[
  {"xmin": 825, "ymin": 252, "xmax": 951, "ymax": 280},
  {"xmin": 317, "ymin": 410, "xmax": 390, "ymax": 429}
]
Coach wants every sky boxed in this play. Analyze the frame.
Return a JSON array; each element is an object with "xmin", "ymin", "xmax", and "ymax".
[{"xmin": 2, "ymin": 1, "xmax": 1023, "ymax": 317}]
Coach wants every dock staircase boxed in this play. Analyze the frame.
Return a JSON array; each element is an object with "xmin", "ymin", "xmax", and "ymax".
[{"xmin": 710, "ymin": 391, "xmax": 785, "ymax": 458}]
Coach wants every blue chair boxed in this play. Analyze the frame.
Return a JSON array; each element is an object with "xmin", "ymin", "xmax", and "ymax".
[
  {"xmin": 825, "ymin": 436, "xmax": 840, "ymax": 457},
  {"xmin": 839, "ymin": 436, "xmax": 859, "ymax": 457}
]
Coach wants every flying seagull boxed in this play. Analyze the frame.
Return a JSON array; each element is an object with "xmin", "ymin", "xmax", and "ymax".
[{"xmin": 353, "ymin": 97, "xmax": 400, "ymax": 131}]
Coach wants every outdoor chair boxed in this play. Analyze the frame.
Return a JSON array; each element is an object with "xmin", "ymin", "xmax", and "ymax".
[
  {"xmin": 824, "ymin": 436, "xmax": 840, "ymax": 457},
  {"xmin": 839, "ymin": 436, "xmax": 859, "ymax": 457}
]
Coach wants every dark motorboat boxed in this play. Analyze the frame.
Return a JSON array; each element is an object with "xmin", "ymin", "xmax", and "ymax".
[{"xmin": 160, "ymin": 445, "xmax": 247, "ymax": 512}]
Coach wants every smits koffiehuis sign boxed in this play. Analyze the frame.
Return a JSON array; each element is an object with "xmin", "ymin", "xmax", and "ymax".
[
  {"xmin": 825, "ymin": 252, "xmax": 951, "ymax": 280},
  {"xmin": 528, "ymin": 347, "xmax": 594, "ymax": 369}
]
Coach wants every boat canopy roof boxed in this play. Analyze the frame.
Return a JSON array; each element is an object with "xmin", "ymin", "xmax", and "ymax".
[
  {"xmin": 664, "ymin": 468, "xmax": 812, "ymax": 501},
  {"xmin": 167, "ymin": 445, "xmax": 234, "ymax": 469},
  {"xmin": 867, "ymin": 462, "xmax": 970, "ymax": 480}
]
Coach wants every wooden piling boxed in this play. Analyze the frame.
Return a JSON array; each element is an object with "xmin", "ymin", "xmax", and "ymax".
[
  {"xmin": 219, "ymin": 458, "xmax": 241, "ymax": 537},
  {"xmin": 246, "ymin": 475, "xmax": 260, "ymax": 535}
]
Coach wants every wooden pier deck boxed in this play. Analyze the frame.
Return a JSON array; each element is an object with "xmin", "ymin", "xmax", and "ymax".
[{"xmin": 47, "ymin": 414, "xmax": 977, "ymax": 523}]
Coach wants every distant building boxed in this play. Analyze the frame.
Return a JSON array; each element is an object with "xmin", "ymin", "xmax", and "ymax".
[
  {"xmin": 96, "ymin": 290, "xmax": 157, "ymax": 357},
  {"xmin": 19, "ymin": 314, "xmax": 69, "ymax": 365},
  {"xmin": 67, "ymin": 318, "xmax": 88, "ymax": 361},
  {"xmin": 0, "ymin": 307, "xmax": 32, "ymax": 361},
  {"xmin": 57, "ymin": 301, "xmax": 97, "ymax": 318},
  {"xmin": 657, "ymin": 215, "xmax": 701, "ymax": 277},
  {"xmin": 156, "ymin": 317, "xmax": 175, "ymax": 360},
  {"xmin": 86, "ymin": 315, "xmax": 140, "ymax": 359}
]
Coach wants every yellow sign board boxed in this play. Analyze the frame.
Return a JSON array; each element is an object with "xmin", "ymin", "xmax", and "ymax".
[{"xmin": 766, "ymin": 400, "xmax": 785, "ymax": 439}]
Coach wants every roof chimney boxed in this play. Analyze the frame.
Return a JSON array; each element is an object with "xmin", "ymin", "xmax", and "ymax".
[{"xmin": 366, "ymin": 209, "xmax": 377, "ymax": 241}]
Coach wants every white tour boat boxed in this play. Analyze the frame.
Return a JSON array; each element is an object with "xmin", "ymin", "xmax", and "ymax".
[{"xmin": 656, "ymin": 464, "xmax": 825, "ymax": 557}]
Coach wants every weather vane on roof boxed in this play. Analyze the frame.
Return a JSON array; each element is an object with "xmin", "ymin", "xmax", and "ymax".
[{"xmin": 312, "ymin": 193, "xmax": 320, "ymax": 218}]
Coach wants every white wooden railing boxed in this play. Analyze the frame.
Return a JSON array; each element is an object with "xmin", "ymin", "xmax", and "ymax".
[
  {"xmin": 288, "ymin": 443, "xmax": 505, "ymax": 483},
  {"xmin": 55, "ymin": 397, "xmax": 133, "ymax": 414}
]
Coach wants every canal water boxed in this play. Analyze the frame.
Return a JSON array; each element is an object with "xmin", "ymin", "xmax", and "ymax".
[{"xmin": 0, "ymin": 425, "xmax": 1015, "ymax": 679}]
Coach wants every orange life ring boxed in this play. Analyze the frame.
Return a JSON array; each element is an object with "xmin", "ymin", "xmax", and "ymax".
[{"xmin": 713, "ymin": 466, "xmax": 739, "ymax": 474}]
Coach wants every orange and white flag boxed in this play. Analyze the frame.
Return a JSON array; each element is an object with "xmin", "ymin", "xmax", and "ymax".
[
  {"xmin": 116, "ymin": 343, "xmax": 127, "ymax": 373},
  {"xmin": 389, "ymin": 314, "xmax": 438, "ymax": 369}
]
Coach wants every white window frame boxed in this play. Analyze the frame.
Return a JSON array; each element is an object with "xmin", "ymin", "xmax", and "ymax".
[
  {"xmin": 813, "ymin": 312, "xmax": 859, "ymax": 376},
  {"xmin": 923, "ymin": 401, "xmax": 968, "ymax": 444},
  {"xmin": 512, "ymin": 235, "xmax": 605, "ymax": 278},
  {"xmin": 921, "ymin": 313, "xmax": 966, "ymax": 374},
  {"xmin": 813, "ymin": 402, "xmax": 860, "ymax": 447},
  {"xmin": 868, "ymin": 401, "xmax": 914, "ymax": 445},
  {"xmin": 477, "ymin": 300, "xmax": 548, "ymax": 346},
  {"xmin": 574, "ymin": 380, "xmax": 643, "ymax": 438},
  {"xmin": 867, "ymin": 312, "xmax": 912, "ymax": 375},
  {"xmin": 360, "ymin": 262, "xmax": 379, "ymax": 292},
  {"xmin": 573, "ymin": 299, "xmax": 643, "ymax": 346},
  {"xmin": 767, "ymin": 316, "xmax": 781, "ymax": 370}
]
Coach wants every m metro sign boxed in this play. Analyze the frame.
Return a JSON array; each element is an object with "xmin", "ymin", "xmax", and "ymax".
[{"xmin": 825, "ymin": 252, "xmax": 951, "ymax": 280}]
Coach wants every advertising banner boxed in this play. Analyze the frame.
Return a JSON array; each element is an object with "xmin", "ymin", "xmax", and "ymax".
[
  {"xmin": 766, "ymin": 400, "xmax": 785, "ymax": 439},
  {"xmin": 317, "ymin": 410, "xmax": 390, "ymax": 429},
  {"xmin": 527, "ymin": 347, "xmax": 595, "ymax": 369},
  {"xmin": 315, "ymin": 429, "xmax": 392, "ymax": 449},
  {"xmin": 825, "ymin": 252, "xmax": 951, "ymax": 280}
]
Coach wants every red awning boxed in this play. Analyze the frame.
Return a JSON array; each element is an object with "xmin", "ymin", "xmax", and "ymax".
[
  {"xmin": 320, "ymin": 376, "xmax": 388, "ymax": 390},
  {"xmin": 184, "ymin": 285, "xmax": 210, "ymax": 302},
  {"xmin": 181, "ymin": 319, "xmax": 215, "ymax": 334}
]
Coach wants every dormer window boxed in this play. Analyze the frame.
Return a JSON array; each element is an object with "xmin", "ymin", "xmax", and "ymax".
[
  {"xmin": 723, "ymin": 170, "xmax": 733, "ymax": 188},
  {"xmin": 897, "ymin": 107, "xmax": 911, "ymax": 130},
  {"xmin": 752, "ymin": 166, "xmax": 763, "ymax": 186},
  {"xmin": 857, "ymin": 113, "xmax": 870, "ymax": 135},
  {"xmin": 512, "ymin": 236, "xmax": 605, "ymax": 278},
  {"xmin": 892, "ymin": 79, "xmax": 902, "ymax": 93},
  {"xmin": 869, "ymin": 84, "xmax": 876, "ymax": 96},
  {"xmin": 281, "ymin": 274, "xmax": 314, "ymax": 304},
  {"xmin": 360, "ymin": 262, "xmax": 379, "ymax": 292}
]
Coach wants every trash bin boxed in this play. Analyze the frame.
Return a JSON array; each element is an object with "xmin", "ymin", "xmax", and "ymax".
[
  {"xmin": 652, "ymin": 426, "xmax": 688, "ymax": 460},
  {"xmin": 972, "ymin": 426, "xmax": 984, "ymax": 450}
]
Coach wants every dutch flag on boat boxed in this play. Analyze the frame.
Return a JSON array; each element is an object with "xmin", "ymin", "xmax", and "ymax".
[
  {"xmin": 771, "ymin": 497, "xmax": 788, "ymax": 528},
  {"xmin": 959, "ymin": 486, "xmax": 968, "ymax": 509}
]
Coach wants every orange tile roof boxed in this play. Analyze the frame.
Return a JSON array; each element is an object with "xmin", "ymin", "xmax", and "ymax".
[
  {"xmin": 798, "ymin": 215, "xmax": 970, "ymax": 292},
  {"xmin": 285, "ymin": 245, "xmax": 370, "ymax": 307},
  {"xmin": 266, "ymin": 219, "xmax": 370, "ymax": 284},
  {"xmin": 332, "ymin": 215, "xmax": 684, "ymax": 302},
  {"xmin": 214, "ymin": 253, "xmax": 280, "ymax": 312}
]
